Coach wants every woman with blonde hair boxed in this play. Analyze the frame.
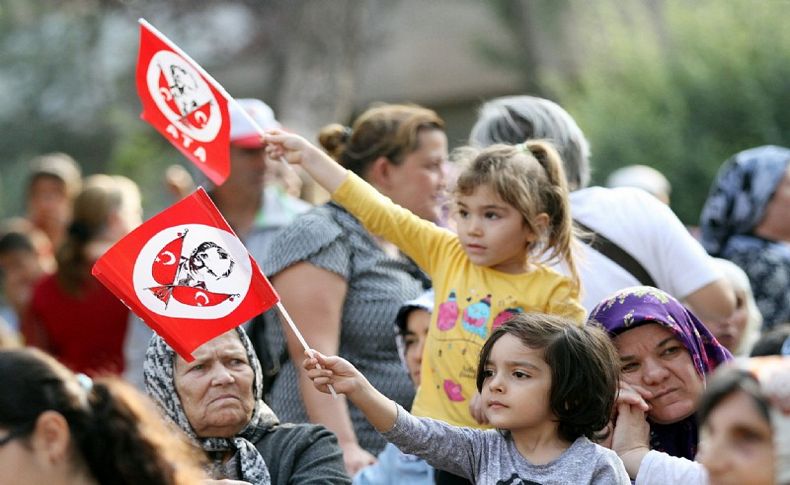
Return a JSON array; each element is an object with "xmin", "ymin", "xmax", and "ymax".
[{"xmin": 25, "ymin": 174, "xmax": 143, "ymax": 376}]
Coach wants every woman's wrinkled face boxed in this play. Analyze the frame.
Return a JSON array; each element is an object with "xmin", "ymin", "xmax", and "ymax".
[
  {"xmin": 384, "ymin": 129, "xmax": 448, "ymax": 223},
  {"xmin": 174, "ymin": 331, "xmax": 255, "ymax": 438},
  {"xmin": 703, "ymin": 288, "xmax": 749, "ymax": 353},
  {"xmin": 697, "ymin": 390, "xmax": 775, "ymax": 485},
  {"xmin": 613, "ymin": 323, "xmax": 705, "ymax": 424}
]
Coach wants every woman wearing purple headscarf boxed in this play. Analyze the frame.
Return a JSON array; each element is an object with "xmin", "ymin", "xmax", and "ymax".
[
  {"xmin": 700, "ymin": 145, "xmax": 790, "ymax": 330},
  {"xmin": 588, "ymin": 286, "xmax": 732, "ymax": 484}
]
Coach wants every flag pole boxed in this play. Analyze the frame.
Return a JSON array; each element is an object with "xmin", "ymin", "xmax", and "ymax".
[
  {"xmin": 275, "ymin": 301, "xmax": 338, "ymax": 399},
  {"xmin": 138, "ymin": 18, "xmax": 292, "ymax": 172}
]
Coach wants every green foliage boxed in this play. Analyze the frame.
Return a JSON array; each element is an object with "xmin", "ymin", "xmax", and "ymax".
[{"xmin": 547, "ymin": 0, "xmax": 790, "ymax": 223}]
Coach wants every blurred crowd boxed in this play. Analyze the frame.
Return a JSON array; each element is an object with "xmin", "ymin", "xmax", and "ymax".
[{"xmin": 0, "ymin": 94, "xmax": 788, "ymax": 485}]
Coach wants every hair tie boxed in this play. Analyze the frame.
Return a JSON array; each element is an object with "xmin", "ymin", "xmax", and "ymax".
[
  {"xmin": 781, "ymin": 336, "xmax": 790, "ymax": 357},
  {"xmin": 68, "ymin": 222, "xmax": 94, "ymax": 242},
  {"xmin": 76, "ymin": 373, "xmax": 94, "ymax": 392}
]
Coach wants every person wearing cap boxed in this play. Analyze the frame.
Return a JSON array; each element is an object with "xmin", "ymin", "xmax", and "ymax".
[
  {"xmin": 25, "ymin": 152, "xmax": 82, "ymax": 250},
  {"xmin": 352, "ymin": 289, "xmax": 435, "ymax": 485},
  {"xmin": 209, "ymin": 98, "xmax": 311, "ymax": 263}
]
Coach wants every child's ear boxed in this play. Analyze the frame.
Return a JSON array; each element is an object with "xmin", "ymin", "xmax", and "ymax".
[
  {"xmin": 535, "ymin": 212, "xmax": 551, "ymax": 234},
  {"xmin": 531, "ymin": 213, "xmax": 551, "ymax": 239},
  {"xmin": 366, "ymin": 156, "xmax": 394, "ymax": 191},
  {"xmin": 31, "ymin": 410, "xmax": 71, "ymax": 466}
]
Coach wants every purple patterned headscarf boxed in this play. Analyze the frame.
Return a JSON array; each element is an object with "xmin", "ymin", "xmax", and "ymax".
[{"xmin": 588, "ymin": 286, "xmax": 732, "ymax": 460}]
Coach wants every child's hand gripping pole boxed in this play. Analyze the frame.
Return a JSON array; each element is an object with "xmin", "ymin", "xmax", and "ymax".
[
  {"xmin": 274, "ymin": 301, "xmax": 338, "ymax": 399},
  {"xmin": 228, "ymin": 97, "xmax": 292, "ymax": 172}
]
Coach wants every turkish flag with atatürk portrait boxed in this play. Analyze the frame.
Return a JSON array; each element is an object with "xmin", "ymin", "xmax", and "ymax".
[
  {"xmin": 92, "ymin": 188, "xmax": 279, "ymax": 361},
  {"xmin": 135, "ymin": 19, "xmax": 232, "ymax": 185}
]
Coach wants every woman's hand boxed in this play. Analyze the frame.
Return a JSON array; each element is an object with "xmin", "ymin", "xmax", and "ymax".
[
  {"xmin": 339, "ymin": 441, "xmax": 377, "ymax": 476},
  {"xmin": 611, "ymin": 383, "xmax": 652, "ymax": 479},
  {"xmin": 468, "ymin": 392, "xmax": 489, "ymax": 425}
]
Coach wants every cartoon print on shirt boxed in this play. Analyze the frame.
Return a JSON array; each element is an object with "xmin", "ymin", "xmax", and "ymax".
[
  {"xmin": 493, "ymin": 306, "xmax": 524, "ymax": 329},
  {"xmin": 436, "ymin": 289, "xmax": 459, "ymax": 331},
  {"xmin": 462, "ymin": 294, "xmax": 492, "ymax": 338},
  {"xmin": 443, "ymin": 378, "xmax": 465, "ymax": 402}
]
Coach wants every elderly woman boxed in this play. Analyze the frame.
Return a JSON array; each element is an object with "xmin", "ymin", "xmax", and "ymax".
[
  {"xmin": 144, "ymin": 327, "xmax": 350, "ymax": 485},
  {"xmin": 588, "ymin": 286, "xmax": 732, "ymax": 484},
  {"xmin": 700, "ymin": 145, "xmax": 790, "ymax": 330},
  {"xmin": 701, "ymin": 258, "xmax": 763, "ymax": 356}
]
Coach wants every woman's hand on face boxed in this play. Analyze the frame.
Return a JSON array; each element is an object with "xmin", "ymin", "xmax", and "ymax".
[
  {"xmin": 468, "ymin": 392, "xmax": 489, "ymax": 425},
  {"xmin": 303, "ymin": 350, "xmax": 365, "ymax": 397},
  {"xmin": 340, "ymin": 441, "xmax": 377, "ymax": 476},
  {"xmin": 617, "ymin": 380, "xmax": 652, "ymax": 412}
]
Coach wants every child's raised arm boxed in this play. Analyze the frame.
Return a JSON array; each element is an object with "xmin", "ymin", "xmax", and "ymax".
[
  {"xmin": 263, "ymin": 130, "xmax": 348, "ymax": 193},
  {"xmin": 303, "ymin": 350, "xmax": 398, "ymax": 432}
]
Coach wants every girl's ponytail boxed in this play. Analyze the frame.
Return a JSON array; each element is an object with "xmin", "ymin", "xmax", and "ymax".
[
  {"xmin": 0, "ymin": 349, "xmax": 203, "ymax": 485},
  {"xmin": 525, "ymin": 140, "xmax": 580, "ymax": 289},
  {"xmin": 73, "ymin": 379, "xmax": 204, "ymax": 485}
]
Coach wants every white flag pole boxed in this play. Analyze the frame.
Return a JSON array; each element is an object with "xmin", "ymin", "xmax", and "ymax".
[
  {"xmin": 138, "ymin": 18, "xmax": 292, "ymax": 171},
  {"xmin": 275, "ymin": 302, "xmax": 338, "ymax": 399}
]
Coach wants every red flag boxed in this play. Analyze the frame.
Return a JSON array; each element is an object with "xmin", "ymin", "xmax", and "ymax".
[
  {"xmin": 92, "ymin": 188, "xmax": 279, "ymax": 361},
  {"xmin": 135, "ymin": 20, "xmax": 231, "ymax": 185}
]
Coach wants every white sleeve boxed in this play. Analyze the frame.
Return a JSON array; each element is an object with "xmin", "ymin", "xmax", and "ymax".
[
  {"xmin": 635, "ymin": 450, "xmax": 707, "ymax": 485},
  {"xmin": 635, "ymin": 190, "xmax": 721, "ymax": 299}
]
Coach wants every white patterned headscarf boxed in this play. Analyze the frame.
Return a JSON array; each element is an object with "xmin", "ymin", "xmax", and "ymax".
[{"xmin": 144, "ymin": 327, "xmax": 278, "ymax": 485}]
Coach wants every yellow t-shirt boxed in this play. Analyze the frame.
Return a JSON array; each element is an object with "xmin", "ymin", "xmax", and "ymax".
[{"xmin": 333, "ymin": 172, "xmax": 586, "ymax": 427}]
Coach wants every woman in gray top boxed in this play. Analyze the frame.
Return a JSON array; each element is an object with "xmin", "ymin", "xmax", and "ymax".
[{"xmin": 262, "ymin": 104, "xmax": 448, "ymax": 475}]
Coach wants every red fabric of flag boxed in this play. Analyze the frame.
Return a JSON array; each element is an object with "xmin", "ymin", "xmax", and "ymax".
[
  {"xmin": 92, "ymin": 188, "xmax": 279, "ymax": 361},
  {"xmin": 135, "ymin": 22, "xmax": 231, "ymax": 185}
]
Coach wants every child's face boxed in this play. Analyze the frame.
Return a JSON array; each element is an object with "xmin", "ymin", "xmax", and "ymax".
[
  {"xmin": 0, "ymin": 249, "xmax": 46, "ymax": 308},
  {"xmin": 697, "ymin": 389, "xmax": 774, "ymax": 485},
  {"xmin": 454, "ymin": 184, "xmax": 538, "ymax": 274},
  {"xmin": 403, "ymin": 308, "xmax": 430, "ymax": 387},
  {"xmin": 26, "ymin": 176, "xmax": 70, "ymax": 233},
  {"xmin": 481, "ymin": 334, "xmax": 556, "ymax": 438}
]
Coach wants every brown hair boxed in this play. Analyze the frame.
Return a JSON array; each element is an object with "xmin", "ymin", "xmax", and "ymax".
[
  {"xmin": 476, "ymin": 313, "xmax": 619, "ymax": 442},
  {"xmin": 57, "ymin": 174, "xmax": 141, "ymax": 294},
  {"xmin": 0, "ymin": 347, "xmax": 205, "ymax": 485},
  {"xmin": 453, "ymin": 142, "xmax": 579, "ymax": 287},
  {"xmin": 318, "ymin": 104, "xmax": 444, "ymax": 176}
]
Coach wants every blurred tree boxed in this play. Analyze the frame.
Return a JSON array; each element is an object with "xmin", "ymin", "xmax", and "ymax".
[
  {"xmin": 478, "ymin": 0, "xmax": 576, "ymax": 96},
  {"xmin": 542, "ymin": 0, "xmax": 790, "ymax": 223},
  {"xmin": 0, "ymin": 0, "xmax": 386, "ymax": 217}
]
